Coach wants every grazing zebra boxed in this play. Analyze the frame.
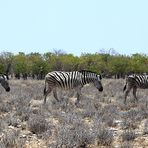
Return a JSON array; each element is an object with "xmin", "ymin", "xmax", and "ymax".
[
  {"xmin": 0, "ymin": 74, "xmax": 10, "ymax": 92},
  {"xmin": 123, "ymin": 74, "xmax": 148, "ymax": 104},
  {"xmin": 43, "ymin": 70, "xmax": 103, "ymax": 104}
]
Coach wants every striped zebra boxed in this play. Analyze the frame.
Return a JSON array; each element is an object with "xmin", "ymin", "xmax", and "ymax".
[
  {"xmin": 0, "ymin": 74, "xmax": 10, "ymax": 92},
  {"xmin": 123, "ymin": 74, "xmax": 148, "ymax": 104},
  {"xmin": 43, "ymin": 70, "xmax": 103, "ymax": 104}
]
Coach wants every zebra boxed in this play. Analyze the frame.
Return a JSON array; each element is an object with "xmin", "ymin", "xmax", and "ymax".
[
  {"xmin": 0, "ymin": 74, "xmax": 10, "ymax": 92},
  {"xmin": 123, "ymin": 74, "xmax": 148, "ymax": 104},
  {"xmin": 43, "ymin": 70, "xmax": 103, "ymax": 104}
]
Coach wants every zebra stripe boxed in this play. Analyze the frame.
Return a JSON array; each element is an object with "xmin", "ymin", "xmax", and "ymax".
[
  {"xmin": 43, "ymin": 70, "xmax": 103, "ymax": 104},
  {"xmin": 0, "ymin": 74, "xmax": 10, "ymax": 92},
  {"xmin": 123, "ymin": 74, "xmax": 148, "ymax": 104}
]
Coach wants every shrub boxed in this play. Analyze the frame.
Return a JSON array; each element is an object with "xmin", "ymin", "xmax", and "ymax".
[
  {"xmin": 121, "ymin": 141, "xmax": 134, "ymax": 148},
  {"xmin": 0, "ymin": 119, "xmax": 7, "ymax": 132},
  {"xmin": 6, "ymin": 116, "xmax": 21, "ymax": 127},
  {"xmin": 121, "ymin": 130, "xmax": 136, "ymax": 142},
  {"xmin": 96, "ymin": 128, "xmax": 113, "ymax": 146},
  {"xmin": 0, "ymin": 102, "xmax": 12, "ymax": 113},
  {"xmin": 143, "ymin": 119, "xmax": 148, "ymax": 135},
  {"xmin": 27, "ymin": 115, "xmax": 49, "ymax": 134},
  {"xmin": 15, "ymin": 106, "xmax": 32, "ymax": 121},
  {"xmin": 0, "ymin": 129, "xmax": 19, "ymax": 148},
  {"xmin": 55, "ymin": 123, "xmax": 94, "ymax": 147},
  {"xmin": 122, "ymin": 119, "xmax": 138, "ymax": 130}
]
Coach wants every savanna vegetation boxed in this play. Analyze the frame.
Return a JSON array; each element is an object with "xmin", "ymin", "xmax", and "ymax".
[
  {"xmin": 0, "ymin": 79, "xmax": 148, "ymax": 147},
  {"xmin": 0, "ymin": 49, "xmax": 148, "ymax": 79}
]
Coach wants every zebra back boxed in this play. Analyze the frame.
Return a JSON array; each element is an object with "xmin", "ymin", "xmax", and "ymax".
[
  {"xmin": 127, "ymin": 74, "xmax": 148, "ymax": 88},
  {"xmin": 45, "ymin": 71, "xmax": 81, "ymax": 89},
  {"xmin": 45, "ymin": 70, "xmax": 102, "ymax": 89}
]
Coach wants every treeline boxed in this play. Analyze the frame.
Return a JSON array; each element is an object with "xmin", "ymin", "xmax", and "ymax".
[{"xmin": 0, "ymin": 50, "xmax": 148, "ymax": 79}]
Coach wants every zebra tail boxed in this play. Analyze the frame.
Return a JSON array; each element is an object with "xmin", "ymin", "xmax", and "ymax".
[{"xmin": 123, "ymin": 82, "xmax": 127, "ymax": 92}]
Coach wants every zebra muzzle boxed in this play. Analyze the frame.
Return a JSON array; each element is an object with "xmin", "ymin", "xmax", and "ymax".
[
  {"xmin": 99, "ymin": 87, "xmax": 103, "ymax": 92},
  {"xmin": 6, "ymin": 87, "xmax": 10, "ymax": 92}
]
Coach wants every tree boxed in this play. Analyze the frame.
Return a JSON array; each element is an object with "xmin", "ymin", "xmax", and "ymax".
[
  {"xmin": 27, "ymin": 52, "xmax": 50, "ymax": 79},
  {"xmin": 0, "ymin": 52, "xmax": 14, "ymax": 75},
  {"xmin": 79, "ymin": 53, "xmax": 107, "ymax": 74},
  {"xmin": 108, "ymin": 55, "xmax": 130, "ymax": 78},
  {"xmin": 130, "ymin": 54, "xmax": 148, "ymax": 73},
  {"xmin": 13, "ymin": 52, "xmax": 29, "ymax": 78}
]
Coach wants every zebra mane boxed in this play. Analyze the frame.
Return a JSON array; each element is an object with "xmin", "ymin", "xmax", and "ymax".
[
  {"xmin": 0, "ymin": 74, "xmax": 9, "ymax": 80},
  {"xmin": 79, "ymin": 70, "xmax": 97, "ymax": 75},
  {"xmin": 129, "ymin": 74, "xmax": 148, "ymax": 77}
]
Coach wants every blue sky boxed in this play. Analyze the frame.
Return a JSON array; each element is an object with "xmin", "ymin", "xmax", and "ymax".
[{"xmin": 0, "ymin": 0, "xmax": 148, "ymax": 56}]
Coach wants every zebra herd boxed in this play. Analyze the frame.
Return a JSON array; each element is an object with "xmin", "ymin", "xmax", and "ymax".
[{"xmin": 0, "ymin": 71, "xmax": 148, "ymax": 105}]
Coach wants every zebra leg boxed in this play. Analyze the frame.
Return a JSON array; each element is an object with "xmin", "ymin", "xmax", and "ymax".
[
  {"xmin": 44, "ymin": 87, "xmax": 52, "ymax": 104},
  {"xmin": 75, "ymin": 86, "xmax": 82, "ymax": 106},
  {"xmin": 124, "ymin": 86, "xmax": 132, "ymax": 104},
  {"xmin": 53, "ymin": 88, "xmax": 59, "ymax": 101},
  {"xmin": 133, "ymin": 87, "xmax": 138, "ymax": 103}
]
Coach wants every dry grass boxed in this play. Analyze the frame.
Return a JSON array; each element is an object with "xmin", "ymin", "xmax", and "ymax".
[{"xmin": 0, "ymin": 79, "xmax": 148, "ymax": 147}]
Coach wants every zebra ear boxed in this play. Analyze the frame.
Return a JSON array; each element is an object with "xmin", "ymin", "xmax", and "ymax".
[
  {"xmin": 6, "ymin": 74, "xmax": 9, "ymax": 80},
  {"xmin": 97, "ymin": 75, "xmax": 102, "ymax": 80}
]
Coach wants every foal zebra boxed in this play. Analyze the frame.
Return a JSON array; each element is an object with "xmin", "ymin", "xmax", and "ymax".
[
  {"xmin": 123, "ymin": 74, "xmax": 148, "ymax": 104},
  {"xmin": 0, "ymin": 74, "xmax": 10, "ymax": 92},
  {"xmin": 43, "ymin": 70, "xmax": 103, "ymax": 104}
]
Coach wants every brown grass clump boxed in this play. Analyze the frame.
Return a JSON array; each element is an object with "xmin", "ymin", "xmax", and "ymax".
[
  {"xmin": 27, "ymin": 115, "xmax": 49, "ymax": 134},
  {"xmin": 96, "ymin": 127, "xmax": 113, "ymax": 146}
]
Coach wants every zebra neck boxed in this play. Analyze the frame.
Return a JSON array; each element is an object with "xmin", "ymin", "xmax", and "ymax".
[{"xmin": 82, "ymin": 76, "xmax": 95, "ymax": 84}]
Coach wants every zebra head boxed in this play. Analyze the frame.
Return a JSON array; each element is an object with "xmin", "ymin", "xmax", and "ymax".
[
  {"xmin": 0, "ymin": 74, "xmax": 10, "ymax": 92},
  {"xmin": 94, "ymin": 74, "xmax": 103, "ymax": 92}
]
